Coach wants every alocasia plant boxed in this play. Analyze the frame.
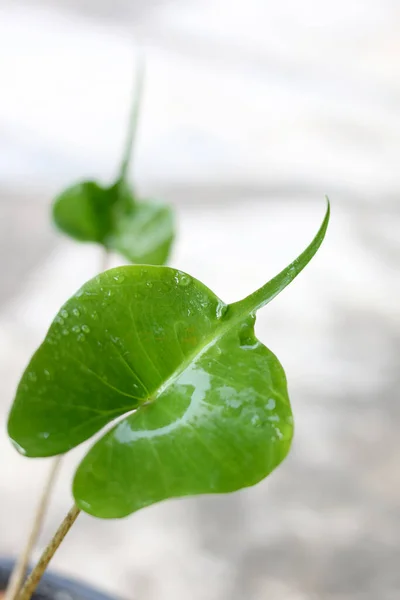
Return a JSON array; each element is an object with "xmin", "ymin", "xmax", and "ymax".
[
  {"xmin": 8, "ymin": 200, "xmax": 329, "ymax": 519},
  {"xmin": 52, "ymin": 65, "xmax": 175, "ymax": 266}
]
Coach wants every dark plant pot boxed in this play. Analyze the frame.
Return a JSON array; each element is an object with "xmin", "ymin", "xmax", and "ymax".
[{"xmin": 0, "ymin": 558, "xmax": 119, "ymax": 600}]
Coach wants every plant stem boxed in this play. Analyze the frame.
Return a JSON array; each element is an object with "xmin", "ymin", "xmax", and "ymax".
[
  {"xmin": 118, "ymin": 57, "xmax": 145, "ymax": 183},
  {"xmin": 4, "ymin": 457, "xmax": 62, "ymax": 600},
  {"xmin": 100, "ymin": 248, "xmax": 110, "ymax": 272},
  {"xmin": 17, "ymin": 505, "xmax": 80, "ymax": 600}
]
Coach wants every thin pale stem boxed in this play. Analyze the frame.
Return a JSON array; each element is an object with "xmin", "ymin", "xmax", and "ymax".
[
  {"xmin": 118, "ymin": 57, "xmax": 145, "ymax": 183},
  {"xmin": 100, "ymin": 248, "xmax": 110, "ymax": 272},
  {"xmin": 16, "ymin": 505, "xmax": 80, "ymax": 600},
  {"xmin": 4, "ymin": 457, "xmax": 62, "ymax": 600}
]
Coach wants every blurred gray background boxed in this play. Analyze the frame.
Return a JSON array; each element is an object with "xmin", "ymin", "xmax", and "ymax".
[{"xmin": 0, "ymin": 1, "xmax": 399, "ymax": 599}]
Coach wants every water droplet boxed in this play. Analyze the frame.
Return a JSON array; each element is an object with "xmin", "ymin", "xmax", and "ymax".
[
  {"xmin": 62, "ymin": 328, "xmax": 69, "ymax": 336},
  {"xmin": 77, "ymin": 333, "xmax": 86, "ymax": 342},
  {"xmin": 81, "ymin": 325, "xmax": 90, "ymax": 334},
  {"xmin": 44, "ymin": 369, "xmax": 51, "ymax": 380},
  {"xmin": 72, "ymin": 325, "xmax": 80, "ymax": 333},
  {"xmin": 113, "ymin": 274, "xmax": 125, "ymax": 283},
  {"xmin": 12, "ymin": 440, "xmax": 27, "ymax": 455},
  {"xmin": 91, "ymin": 311, "xmax": 98, "ymax": 320},
  {"xmin": 55, "ymin": 316, "xmax": 64, "ymax": 325},
  {"xmin": 61, "ymin": 309, "xmax": 69, "ymax": 319},
  {"xmin": 27, "ymin": 372, "xmax": 37, "ymax": 382},
  {"xmin": 146, "ymin": 281, "xmax": 153, "ymax": 288},
  {"xmin": 251, "ymin": 414, "xmax": 261, "ymax": 426},
  {"xmin": 72, "ymin": 308, "xmax": 80, "ymax": 317},
  {"xmin": 39, "ymin": 432, "xmax": 50, "ymax": 439},
  {"xmin": 238, "ymin": 320, "xmax": 258, "ymax": 348},
  {"xmin": 265, "ymin": 398, "xmax": 276, "ymax": 410},
  {"xmin": 216, "ymin": 302, "xmax": 228, "ymax": 320},
  {"xmin": 175, "ymin": 271, "xmax": 191, "ymax": 287}
]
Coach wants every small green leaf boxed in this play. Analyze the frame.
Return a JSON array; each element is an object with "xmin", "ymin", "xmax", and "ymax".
[
  {"xmin": 8, "ymin": 201, "xmax": 329, "ymax": 518},
  {"xmin": 52, "ymin": 181, "xmax": 114, "ymax": 243},
  {"xmin": 53, "ymin": 181, "xmax": 175, "ymax": 266},
  {"xmin": 107, "ymin": 201, "xmax": 175, "ymax": 265},
  {"xmin": 51, "ymin": 62, "xmax": 175, "ymax": 266}
]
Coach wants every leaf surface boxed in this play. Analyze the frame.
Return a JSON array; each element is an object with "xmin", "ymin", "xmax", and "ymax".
[{"xmin": 8, "ymin": 202, "xmax": 329, "ymax": 518}]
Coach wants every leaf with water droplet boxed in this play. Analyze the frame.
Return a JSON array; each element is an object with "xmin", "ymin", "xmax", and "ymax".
[{"xmin": 8, "ymin": 201, "xmax": 329, "ymax": 518}]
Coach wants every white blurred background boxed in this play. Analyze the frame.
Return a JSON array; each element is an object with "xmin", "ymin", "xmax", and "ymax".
[{"xmin": 0, "ymin": 1, "xmax": 399, "ymax": 599}]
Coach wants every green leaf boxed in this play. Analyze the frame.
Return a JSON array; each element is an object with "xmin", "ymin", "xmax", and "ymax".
[
  {"xmin": 53, "ymin": 181, "xmax": 175, "ymax": 266},
  {"xmin": 51, "ymin": 61, "xmax": 175, "ymax": 266},
  {"xmin": 52, "ymin": 181, "xmax": 115, "ymax": 243},
  {"xmin": 107, "ymin": 200, "xmax": 175, "ymax": 266},
  {"xmin": 8, "ymin": 201, "xmax": 330, "ymax": 518}
]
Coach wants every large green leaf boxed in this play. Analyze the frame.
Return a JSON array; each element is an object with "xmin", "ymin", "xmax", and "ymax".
[
  {"xmin": 52, "ymin": 65, "xmax": 175, "ymax": 266},
  {"xmin": 8, "ymin": 201, "xmax": 330, "ymax": 518}
]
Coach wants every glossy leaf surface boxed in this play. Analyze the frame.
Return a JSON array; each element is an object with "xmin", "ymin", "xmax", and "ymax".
[{"xmin": 8, "ymin": 202, "xmax": 329, "ymax": 518}]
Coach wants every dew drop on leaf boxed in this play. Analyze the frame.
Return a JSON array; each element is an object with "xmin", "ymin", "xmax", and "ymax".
[
  {"xmin": 175, "ymin": 272, "xmax": 191, "ymax": 287},
  {"xmin": 72, "ymin": 325, "xmax": 80, "ymax": 333},
  {"xmin": 81, "ymin": 325, "xmax": 90, "ymax": 334},
  {"xmin": 77, "ymin": 334, "xmax": 86, "ymax": 342},
  {"xmin": 61, "ymin": 310, "xmax": 69, "ymax": 319},
  {"xmin": 113, "ymin": 275, "xmax": 126, "ymax": 283},
  {"xmin": 216, "ymin": 302, "xmax": 228, "ymax": 320},
  {"xmin": 73, "ymin": 308, "xmax": 80, "ymax": 317},
  {"xmin": 62, "ymin": 329, "xmax": 69, "ymax": 336}
]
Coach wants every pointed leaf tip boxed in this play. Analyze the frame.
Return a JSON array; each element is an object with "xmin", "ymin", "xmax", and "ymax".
[{"xmin": 231, "ymin": 198, "xmax": 330, "ymax": 317}]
